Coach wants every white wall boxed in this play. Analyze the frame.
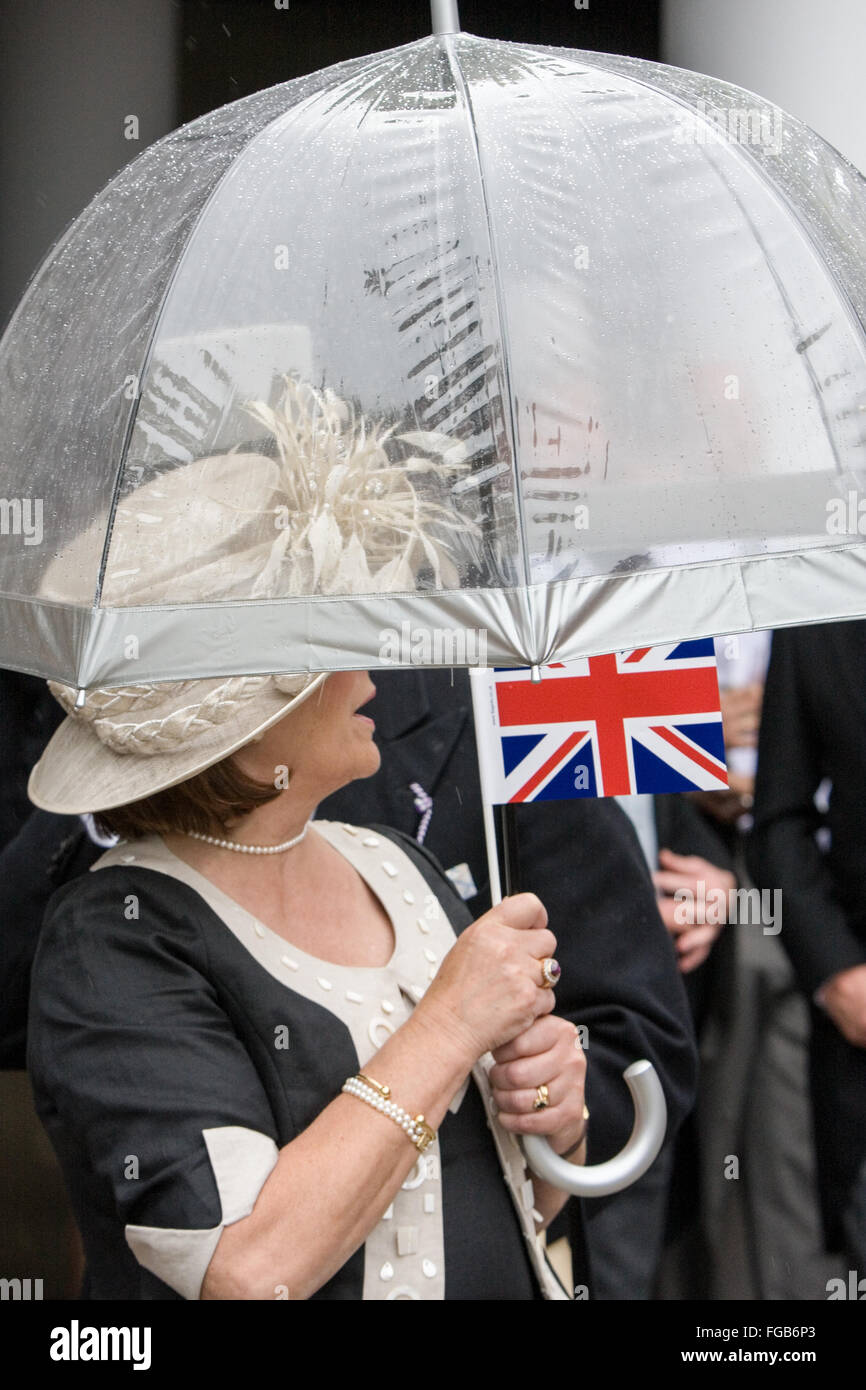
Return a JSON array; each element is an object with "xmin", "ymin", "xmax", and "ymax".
[{"xmin": 663, "ymin": 0, "xmax": 866, "ymax": 175}]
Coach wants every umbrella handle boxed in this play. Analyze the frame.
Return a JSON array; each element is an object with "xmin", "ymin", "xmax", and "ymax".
[{"xmin": 520, "ymin": 1059, "xmax": 667, "ymax": 1197}]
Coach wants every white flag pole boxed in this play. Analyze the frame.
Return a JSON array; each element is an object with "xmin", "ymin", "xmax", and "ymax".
[{"xmin": 469, "ymin": 666, "xmax": 503, "ymax": 906}]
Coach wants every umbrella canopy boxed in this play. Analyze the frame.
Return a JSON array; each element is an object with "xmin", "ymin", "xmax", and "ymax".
[{"xmin": 2, "ymin": 21, "xmax": 866, "ymax": 688}]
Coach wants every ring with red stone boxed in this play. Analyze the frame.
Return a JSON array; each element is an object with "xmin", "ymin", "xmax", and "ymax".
[{"xmin": 540, "ymin": 957, "xmax": 561, "ymax": 989}]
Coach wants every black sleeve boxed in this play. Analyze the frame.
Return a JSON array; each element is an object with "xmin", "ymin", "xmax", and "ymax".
[
  {"xmin": 747, "ymin": 629, "xmax": 866, "ymax": 995},
  {"xmin": 0, "ymin": 810, "xmax": 100, "ymax": 1068},
  {"xmin": 0, "ymin": 672, "xmax": 64, "ymax": 851},
  {"xmin": 27, "ymin": 868, "xmax": 283, "ymax": 1299},
  {"xmin": 653, "ymin": 793, "xmax": 736, "ymax": 875}
]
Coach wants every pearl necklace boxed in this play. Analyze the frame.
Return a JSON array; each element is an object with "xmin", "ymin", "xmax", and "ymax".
[{"xmin": 184, "ymin": 821, "xmax": 311, "ymax": 855}]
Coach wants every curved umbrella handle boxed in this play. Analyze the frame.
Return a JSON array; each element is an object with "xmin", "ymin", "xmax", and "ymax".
[{"xmin": 521, "ymin": 1059, "xmax": 667, "ymax": 1197}]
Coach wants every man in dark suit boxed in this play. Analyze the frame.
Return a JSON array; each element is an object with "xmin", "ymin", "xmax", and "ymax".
[
  {"xmin": 748, "ymin": 621, "xmax": 866, "ymax": 1267},
  {"xmin": 0, "ymin": 670, "xmax": 69, "ymax": 1062},
  {"xmin": 322, "ymin": 667, "xmax": 698, "ymax": 1297},
  {"xmin": 0, "ymin": 810, "xmax": 96, "ymax": 1068},
  {"xmin": 0, "ymin": 673, "xmax": 64, "ymax": 852}
]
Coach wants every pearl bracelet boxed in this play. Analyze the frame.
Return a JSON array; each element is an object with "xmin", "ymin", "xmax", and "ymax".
[{"xmin": 342, "ymin": 1074, "xmax": 436, "ymax": 1153}]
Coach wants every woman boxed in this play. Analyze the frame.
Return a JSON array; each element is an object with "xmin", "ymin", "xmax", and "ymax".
[{"xmin": 26, "ymin": 665, "xmax": 588, "ymax": 1300}]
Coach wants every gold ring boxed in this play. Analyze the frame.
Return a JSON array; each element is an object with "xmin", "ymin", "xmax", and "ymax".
[
  {"xmin": 540, "ymin": 958, "xmax": 561, "ymax": 989},
  {"xmin": 533, "ymin": 1084, "xmax": 550, "ymax": 1111}
]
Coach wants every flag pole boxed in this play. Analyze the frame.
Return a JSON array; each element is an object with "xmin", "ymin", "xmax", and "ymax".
[
  {"xmin": 497, "ymin": 802, "xmax": 520, "ymax": 897},
  {"xmin": 469, "ymin": 667, "xmax": 503, "ymax": 905},
  {"xmin": 467, "ymin": 673, "xmax": 534, "ymax": 901}
]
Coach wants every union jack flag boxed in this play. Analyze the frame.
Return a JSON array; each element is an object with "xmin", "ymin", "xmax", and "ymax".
[{"xmin": 470, "ymin": 640, "xmax": 728, "ymax": 803}]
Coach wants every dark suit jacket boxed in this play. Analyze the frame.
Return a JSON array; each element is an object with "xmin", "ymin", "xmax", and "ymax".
[
  {"xmin": 0, "ymin": 673, "xmax": 64, "ymax": 851},
  {"xmin": 747, "ymin": 622, "xmax": 866, "ymax": 997},
  {"xmin": 747, "ymin": 621, "xmax": 866, "ymax": 1248},
  {"xmin": 0, "ymin": 811, "xmax": 97, "ymax": 1068}
]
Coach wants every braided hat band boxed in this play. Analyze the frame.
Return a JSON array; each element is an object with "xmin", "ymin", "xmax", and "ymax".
[
  {"xmin": 48, "ymin": 673, "xmax": 309, "ymax": 758},
  {"xmin": 29, "ymin": 670, "xmax": 326, "ymax": 815}
]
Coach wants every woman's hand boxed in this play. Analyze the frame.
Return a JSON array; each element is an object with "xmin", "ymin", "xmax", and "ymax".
[
  {"xmin": 417, "ymin": 892, "xmax": 557, "ymax": 1063},
  {"xmin": 488, "ymin": 1014, "xmax": 587, "ymax": 1157}
]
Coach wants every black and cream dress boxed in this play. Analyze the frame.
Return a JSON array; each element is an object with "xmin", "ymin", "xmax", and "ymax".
[{"xmin": 28, "ymin": 821, "xmax": 570, "ymax": 1300}]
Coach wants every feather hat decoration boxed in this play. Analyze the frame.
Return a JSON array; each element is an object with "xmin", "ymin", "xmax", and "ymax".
[{"xmin": 241, "ymin": 373, "xmax": 478, "ymax": 599}]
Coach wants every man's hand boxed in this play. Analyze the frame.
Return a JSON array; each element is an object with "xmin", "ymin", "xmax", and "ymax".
[
  {"xmin": 653, "ymin": 848, "xmax": 736, "ymax": 974},
  {"xmin": 720, "ymin": 683, "xmax": 763, "ymax": 749},
  {"xmin": 687, "ymin": 683, "xmax": 763, "ymax": 824},
  {"xmin": 820, "ymin": 964, "xmax": 866, "ymax": 1048}
]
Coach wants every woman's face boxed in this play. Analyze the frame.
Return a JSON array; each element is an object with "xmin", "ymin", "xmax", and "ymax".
[{"xmin": 232, "ymin": 671, "xmax": 381, "ymax": 805}]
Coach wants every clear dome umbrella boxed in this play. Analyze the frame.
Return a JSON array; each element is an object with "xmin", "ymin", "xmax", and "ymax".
[
  {"xmin": 3, "ymin": 0, "xmax": 866, "ymax": 1198},
  {"xmin": 2, "ymin": 2, "xmax": 865, "ymax": 690}
]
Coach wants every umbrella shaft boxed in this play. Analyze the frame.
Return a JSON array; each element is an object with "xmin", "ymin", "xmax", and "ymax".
[{"xmin": 430, "ymin": 0, "xmax": 460, "ymax": 35}]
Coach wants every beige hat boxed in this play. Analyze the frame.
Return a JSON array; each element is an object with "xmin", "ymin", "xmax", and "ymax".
[
  {"xmin": 28, "ymin": 671, "xmax": 326, "ymax": 815},
  {"xmin": 28, "ymin": 374, "xmax": 472, "ymax": 815}
]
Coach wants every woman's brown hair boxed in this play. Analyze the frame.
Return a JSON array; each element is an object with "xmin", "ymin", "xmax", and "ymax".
[{"xmin": 93, "ymin": 755, "xmax": 282, "ymax": 842}]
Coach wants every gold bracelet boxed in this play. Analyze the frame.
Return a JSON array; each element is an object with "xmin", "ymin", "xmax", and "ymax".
[
  {"xmin": 342, "ymin": 1074, "xmax": 436, "ymax": 1153},
  {"xmin": 356, "ymin": 1072, "xmax": 391, "ymax": 1099}
]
